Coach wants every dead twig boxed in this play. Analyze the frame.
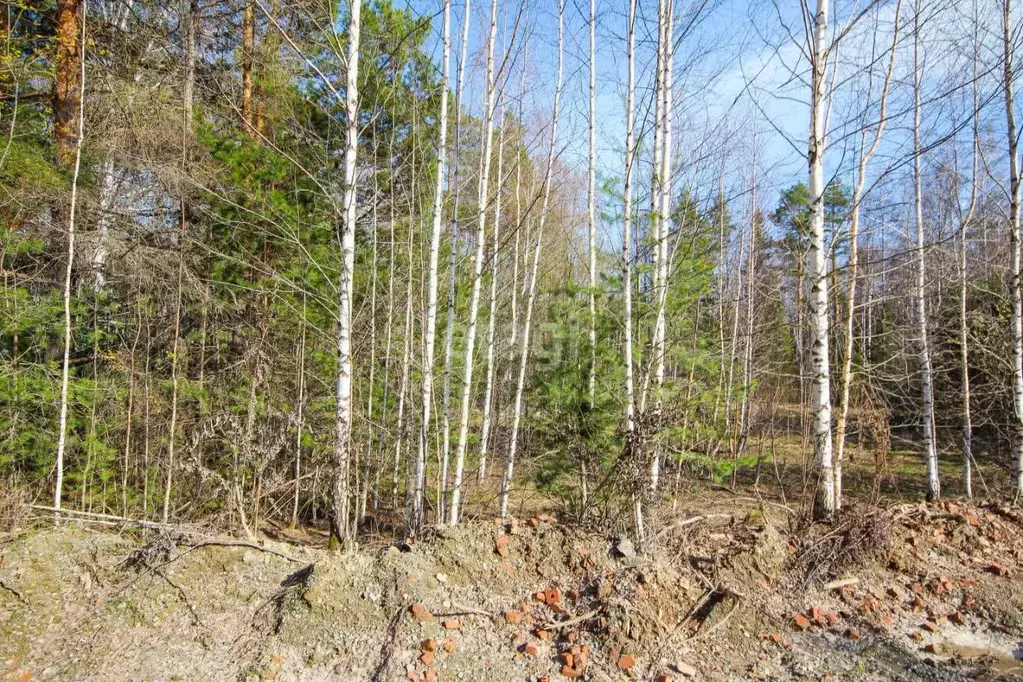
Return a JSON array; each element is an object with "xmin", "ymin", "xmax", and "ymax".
[
  {"xmin": 690, "ymin": 595, "xmax": 740, "ymax": 642},
  {"xmin": 0, "ymin": 577, "xmax": 23, "ymax": 601},
  {"xmin": 446, "ymin": 602, "xmax": 494, "ymax": 618},
  {"xmin": 537, "ymin": 608, "xmax": 600, "ymax": 631},
  {"xmin": 155, "ymin": 567, "xmax": 201, "ymax": 626}
]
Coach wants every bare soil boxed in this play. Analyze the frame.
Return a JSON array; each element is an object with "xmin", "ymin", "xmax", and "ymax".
[{"xmin": 1, "ymin": 495, "xmax": 1021, "ymax": 681}]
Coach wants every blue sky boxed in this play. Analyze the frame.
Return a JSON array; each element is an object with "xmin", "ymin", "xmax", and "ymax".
[{"xmin": 396, "ymin": 0, "xmax": 1021, "ymax": 247}]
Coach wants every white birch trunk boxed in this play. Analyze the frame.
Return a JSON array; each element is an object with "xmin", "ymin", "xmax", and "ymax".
[
  {"xmin": 1003, "ymin": 0, "xmax": 1023, "ymax": 493},
  {"xmin": 54, "ymin": 0, "xmax": 87, "ymax": 511},
  {"xmin": 622, "ymin": 0, "xmax": 638, "ymax": 437},
  {"xmin": 650, "ymin": 0, "xmax": 674, "ymax": 490},
  {"xmin": 913, "ymin": 3, "xmax": 939, "ymax": 501},
  {"xmin": 586, "ymin": 0, "xmax": 597, "ymax": 409},
  {"xmin": 499, "ymin": 0, "xmax": 564, "ymax": 519},
  {"xmin": 477, "ymin": 101, "xmax": 507, "ymax": 483},
  {"xmin": 959, "ymin": 25, "xmax": 980, "ymax": 499},
  {"xmin": 441, "ymin": 0, "xmax": 473, "ymax": 509},
  {"xmin": 413, "ymin": 0, "xmax": 451, "ymax": 534},
  {"xmin": 331, "ymin": 0, "xmax": 361, "ymax": 547},
  {"xmin": 808, "ymin": 0, "xmax": 835, "ymax": 517},
  {"xmin": 448, "ymin": 0, "xmax": 499, "ymax": 526},
  {"xmin": 834, "ymin": 0, "xmax": 900, "ymax": 508}
]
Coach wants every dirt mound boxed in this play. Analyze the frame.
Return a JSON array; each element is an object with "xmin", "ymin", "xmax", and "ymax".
[{"xmin": 0, "ymin": 499, "xmax": 1021, "ymax": 681}]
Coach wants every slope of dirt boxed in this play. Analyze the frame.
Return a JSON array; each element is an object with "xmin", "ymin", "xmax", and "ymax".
[{"xmin": 0, "ymin": 498, "xmax": 1021, "ymax": 681}]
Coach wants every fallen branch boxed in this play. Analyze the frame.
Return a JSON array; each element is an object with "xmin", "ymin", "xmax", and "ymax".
[
  {"xmin": 29, "ymin": 505, "xmax": 179, "ymax": 531},
  {"xmin": 445, "ymin": 602, "xmax": 494, "ymax": 618},
  {"xmin": 823, "ymin": 577, "xmax": 860, "ymax": 591},
  {"xmin": 189, "ymin": 540, "xmax": 302, "ymax": 564}
]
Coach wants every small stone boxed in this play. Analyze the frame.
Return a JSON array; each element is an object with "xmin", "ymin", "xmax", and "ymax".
[
  {"xmin": 435, "ymin": 573, "xmax": 448, "ymax": 583},
  {"xmin": 844, "ymin": 628, "xmax": 861, "ymax": 641},
  {"xmin": 923, "ymin": 643, "xmax": 943, "ymax": 655},
  {"xmin": 949, "ymin": 611, "xmax": 965, "ymax": 625},
  {"xmin": 674, "ymin": 660, "xmax": 698, "ymax": 677},
  {"xmin": 921, "ymin": 621, "xmax": 939, "ymax": 633},
  {"xmin": 613, "ymin": 537, "xmax": 636, "ymax": 558}
]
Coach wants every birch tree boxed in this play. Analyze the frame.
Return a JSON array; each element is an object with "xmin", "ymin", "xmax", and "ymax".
[
  {"xmin": 834, "ymin": 0, "xmax": 900, "ymax": 508},
  {"xmin": 622, "ymin": 0, "xmax": 638, "ymax": 438},
  {"xmin": 412, "ymin": 0, "xmax": 451, "ymax": 535},
  {"xmin": 441, "ymin": 0, "xmax": 473, "ymax": 503},
  {"xmin": 500, "ymin": 0, "xmax": 564, "ymax": 519},
  {"xmin": 53, "ymin": 0, "xmax": 87, "ymax": 511},
  {"xmin": 1003, "ymin": 0, "xmax": 1023, "ymax": 494},
  {"xmin": 912, "ymin": 0, "xmax": 939, "ymax": 501},
  {"xmin": 807, "ymin": 0, "xmax": 835, "ymax": 517},
  {"xmin": 331, "ymin": 0, "xmax": 362, "ymax": 548},
  {"xmin": 449, "ymin": 0, "xmax": 499, "ymax": 526}
]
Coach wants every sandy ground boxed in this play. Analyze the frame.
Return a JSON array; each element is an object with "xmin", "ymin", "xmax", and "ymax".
[{"xmin": 1, "ymin": 496, "xmax": 1021, "ymax": 681}]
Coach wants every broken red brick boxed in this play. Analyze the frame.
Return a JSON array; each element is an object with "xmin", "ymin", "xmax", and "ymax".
[
  {"xmin": 409, "ymin": 604, "xmax": 433, "ymax": 623},
  {"xmin": 544, "ymin": 588, "xmax": 562, "ymax": 606},
  {"xmin": 421, "ymin": 639, "xmax": 438, "ymax": 652},
  {"xmin": 922, "ymin": 643, "xmax": 943, "ymax": 655},
  {"xmin": 503, "ymin": 610, "xmax": 522, "ymax": 625},
  {"xmin": 424, "ymin": 669, "xmax": 438, "ymax": 682},
  {"xmin": 535, "ymin": 629, "xmax": 550, "ymax": 640},
  {"xmin": 495, "ymin": 535, "xmax": 510, "ymax": 557},
  {"xmin": 441, "ymin": 618, "xmax": 460, "ymax": 630},
  {"xmin": 617, "ymin": 654, "xmax": 636, "ymax": 670},
  {"xmin": 921, "ymin": 621, "xmax": 939, "ymax": 633},
  {"xmin": 949, "ymin": 611, "xmax": 965, "ymax": 625},
  {"xmin": 534, "ymin": 590, "xmax": 547, "ymax": 603},
  {"xmin": 419, "ymin": 651, "xmax": 435, "ymax": 666},
  {"xmin": 442, "ymin": 639, "xmax": 457, "ymax": 654},
  {"xmin": 826, "ymin": 612, "xmax": 840, "ymax": 626},
  {"xmin": 523, "ymin": 642, "xmax": 539, "ymax": 656},
  {"xmin": 559, "ymin": 652, "xmax": 574, "ymax": 667},
  {"xmin": 793, "ymin": 613, "xmax": 812, "ymax": 631},
  {"xmin": 844, "ymin": 628, "xmax": 861, "ymax": 641},
  {"xmin": 560, "ymin": 665, "xmax": 583, "ymax": 678}
]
